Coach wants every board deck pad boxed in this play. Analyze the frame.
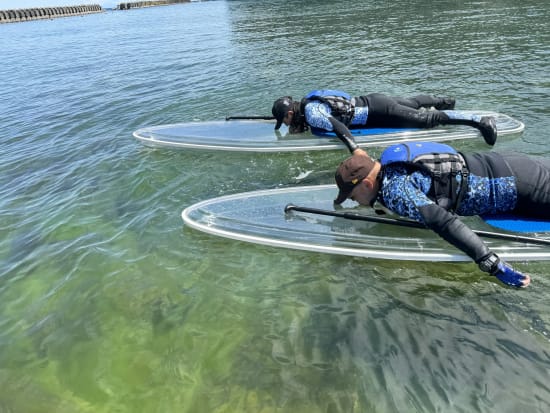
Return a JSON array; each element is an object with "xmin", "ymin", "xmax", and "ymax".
[
  {"xmin": 134, "ymin": 111, "xmax": 524, "ymax": 152},
  {"xmin": 181, "ymin": 185, "xmax": 550, "ymax": 262},
  {"xmin": 482, "ymin": 214, "xmax": 550, "ymax": 233}
]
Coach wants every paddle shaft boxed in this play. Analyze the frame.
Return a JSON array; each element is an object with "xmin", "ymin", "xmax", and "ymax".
[
  {"xmin": 225, "ymin": 115, "xmax": 275, "ymax": 121},
  {"xmin": 285, "ymin": 204, "xmax": 550, "ymax": 247},
  {"xmin": 285, "ymin": 204, "xmax": 425, "ymax": 228}
]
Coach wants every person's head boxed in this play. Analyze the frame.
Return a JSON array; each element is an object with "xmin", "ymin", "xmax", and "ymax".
[
  {"xmin": 272, "ymin": 96, "xmax": 293, "ymax": 130},
  {"xmin": 272, "ymin": 96, "xmax": 305, "ymax": 133},
  {"xmin": 334, "ymin": 153, "xmax": 381, "ymax": 206}
]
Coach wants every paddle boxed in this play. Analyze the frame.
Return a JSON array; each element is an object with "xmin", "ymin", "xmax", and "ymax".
[
  {"xmin": 284, "ymin": 204, "xmax": 550, "ymax": 247},
  {"xmin": 225, "ymin": 115, "xmax": 275, "ymax": 121}
]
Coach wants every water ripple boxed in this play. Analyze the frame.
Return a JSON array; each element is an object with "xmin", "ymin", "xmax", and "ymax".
[{"xmin": 0, "ymin": 1, "xmax": 549, "ymax": 412}]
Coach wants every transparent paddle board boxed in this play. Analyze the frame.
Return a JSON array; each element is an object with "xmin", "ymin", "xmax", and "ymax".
[
  {"xmin": 135, "ymin": 111, "xmax": 524, "ymax": 152},
  {"xmin": 182, "ymin": 185, "xmax": 550, "ymax": 262}
]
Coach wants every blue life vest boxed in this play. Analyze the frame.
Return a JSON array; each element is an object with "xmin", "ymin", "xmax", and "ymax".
[
  {"xmin": 301, "ymin": 89, "xmax": 355, "ymax": 125},
  {"xmin": 305, "ymin": 89, "xmax": 351, "ymax": 101},
  {"xmin": 380, "ymin": 142, "xmax": 469, "ymax": 211}
]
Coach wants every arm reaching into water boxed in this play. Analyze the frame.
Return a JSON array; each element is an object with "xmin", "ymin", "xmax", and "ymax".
[
  {"xmin": 382, "ymin": 168, "xmax": 530, "ymax": 288},
  {"xmin": 328, "ymin": 117, "xmax": 358, "ymax": 153},
  {"xmin": 419, "ymin": 200, "xmax": 530, "ymax": 287}
]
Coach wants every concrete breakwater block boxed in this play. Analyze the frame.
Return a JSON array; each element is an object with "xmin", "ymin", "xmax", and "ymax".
[{"xmin": 0, "ymin": 4, "xmax": 103, "ymax": 23}]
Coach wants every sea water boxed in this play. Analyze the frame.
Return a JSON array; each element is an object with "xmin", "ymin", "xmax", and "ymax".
[{"xmin": 0, "ymin": 1, "xmax": 549, "ymax": 411}]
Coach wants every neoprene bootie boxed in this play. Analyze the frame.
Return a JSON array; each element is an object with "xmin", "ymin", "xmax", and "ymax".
[
  {"xmin": 477, "ymin": 116, "xmax": 497, "ymax": 146},
  {"xmin": 440, "ymin": 111, "xmax": 498, "ymax": 146},
  {"xmin": 433, "ymin": 97, "xmax": 456, "ymax": 110}
]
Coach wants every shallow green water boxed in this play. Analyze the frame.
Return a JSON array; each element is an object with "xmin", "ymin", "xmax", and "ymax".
[{"xmin": 1, "ymin": 1, "xmax": 550, "ymax": 412}]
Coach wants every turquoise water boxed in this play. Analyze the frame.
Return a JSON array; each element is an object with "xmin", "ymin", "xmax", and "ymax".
[{"xmin": 1, "ymin": 1, "xmax": 550, "ymax": 412}]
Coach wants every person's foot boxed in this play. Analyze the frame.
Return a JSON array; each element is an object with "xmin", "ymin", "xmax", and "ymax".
[
  {"xmin": 434, "ymin": 97, "xmax": 456, "ymax": 110},
  {"xmin": 478, "ymin": 116, "xmax": 497, "ymax": 145}
]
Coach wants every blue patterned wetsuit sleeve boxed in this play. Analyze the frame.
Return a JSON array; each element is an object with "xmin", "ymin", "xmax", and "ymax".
[
  {"xmin": 304, "ymin": 101, "xmax": 334, "ymax": 131},
  {"xmin": 380, "ymin": 166, "xmax": 434, "ymax": 222},
  {"xmin": 305, "ymin": 101, "xmax": 369, "ymax": 128},
  {"xmin": 380, "ymin": 165, "xmax": 492, "ymax": 261}
]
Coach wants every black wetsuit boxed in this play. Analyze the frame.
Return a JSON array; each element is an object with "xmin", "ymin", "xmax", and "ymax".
[
  {"xmin": 304, "ymin": 92, "xmax": 468, "ymax": 147},
  {"xmin": 379, "ymin": 150, "xmax": 550, "ymax": 263}
]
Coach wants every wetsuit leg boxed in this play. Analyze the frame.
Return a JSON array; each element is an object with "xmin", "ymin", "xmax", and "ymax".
[
  {"xmin": 502, "ymin": 154, "xmax": 550, "ymax": 218},
  {"xmin": 365, "ymin": 93, "xmax": 449, "ymax": 128},
  {"xmin": 365, "ymin": 94, "xmax": 497, "ymax": 145},
  {"xmin": 391, "ymin": 95, "xmax": 455, "ymax": 110}
]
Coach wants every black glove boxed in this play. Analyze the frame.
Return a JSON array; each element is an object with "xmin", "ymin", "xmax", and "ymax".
[{"xmin": 478, "ymin": 253, "xmax": 529, "ymax": 288}]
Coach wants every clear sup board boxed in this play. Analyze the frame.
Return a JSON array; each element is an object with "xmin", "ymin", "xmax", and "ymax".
[
  {"xmin": 181, "ymin": 185, "xmax": 550, "ymax": 262},
  {"xmin": 134, "ymin": 111, "xmax": 524, "ymax": 152}
]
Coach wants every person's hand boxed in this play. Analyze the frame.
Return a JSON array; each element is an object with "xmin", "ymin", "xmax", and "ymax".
[
  {"xmin": 478, "ymin": 253, "xmax": 530, "ymax": 288},
  {"xmin": 492, "ymin": 261, "xmax": 530, "ymax": 288},
  {"xmin": 352, "ymin": 148, "xmax": 368, "ymax": 156}
]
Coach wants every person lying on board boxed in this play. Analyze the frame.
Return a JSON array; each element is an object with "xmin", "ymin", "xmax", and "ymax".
[
  {"xmin": 332, "ymin": 139, "xmax": 550, "ymax": 288},
  {"xmin": 271, "ymin": 90, "xmax": 497, "ymax": 149}
]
